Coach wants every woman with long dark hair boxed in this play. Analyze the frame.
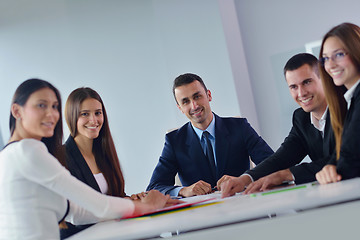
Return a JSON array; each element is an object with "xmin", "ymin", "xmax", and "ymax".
[{"xmin": 61, "ymin": 87, "xmax": 128, "ymax": 238}]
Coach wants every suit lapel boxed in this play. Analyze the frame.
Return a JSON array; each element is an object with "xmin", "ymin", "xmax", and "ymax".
[
  {"xmin": 214, "ymin": 115, "xmax": 230, "ymax": 180},
  {"xmin": 67, "ymin": 137, "xmax": 101, "ymax": 192},
  {"xmin": 344, "ymin": 83, "xmax": 360, "ymax": 130}
]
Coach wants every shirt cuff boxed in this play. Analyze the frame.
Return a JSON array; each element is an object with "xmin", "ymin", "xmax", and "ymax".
[
  {"xmin": 241, "ymin": 173, "xmax": 254, "ymax": 183},
  {"xmin": 290, "ymin": 172, "xmax": 295, "ymax": 183},
  {"xmin": 169, "ymin": 186, "xmax": 183, "ymax": 197},
  {"xmin": 287, "ymin": 173, "xmax": 295, "ymax": 185}
]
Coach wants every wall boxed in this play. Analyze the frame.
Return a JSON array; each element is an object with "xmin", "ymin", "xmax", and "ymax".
[
  {"xmin": 0, "ymin": 0, "xmax": 240, "ymax": 194},
  {"xmin": 232, "ymin": 0, "xmax": 360, "ymax": 149}
]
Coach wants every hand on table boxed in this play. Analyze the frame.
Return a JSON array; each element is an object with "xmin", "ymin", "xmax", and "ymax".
[
  {"xmin": 217, "ymin": 175, "xmax": 251, "ymax": 198},
  {"xmin": 244, "ymin": 169, "xmax": 294, "ymax": 194},
  {"xmin": 133, "ymin": 190, "xmax": 182, "ymax": 216},
  {"xmin": 178, "ymin": 180, "xmax": 212, "ymax": 197},
  {"xmin": 316, "ymin": 164, "xmax": 341, "ymax": 184}
]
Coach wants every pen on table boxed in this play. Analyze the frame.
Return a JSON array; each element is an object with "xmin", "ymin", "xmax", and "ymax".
[{"xmin": 171, "ymin": 196, "xmax": 183, "ymax": 199}]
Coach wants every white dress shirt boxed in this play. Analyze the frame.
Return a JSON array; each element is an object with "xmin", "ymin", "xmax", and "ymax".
[{"xmin": 310, "ymin": 107, "xmax": 328, "ymax": 138}]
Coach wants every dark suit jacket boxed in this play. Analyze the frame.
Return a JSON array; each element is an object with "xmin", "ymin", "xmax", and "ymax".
[
  {"xmin": 246, "ymin": 108, "xmax": 335, "ymax": 184},
  {"xmin": 60, "ymin": 136, "xmax": 100, "ymax": 239},
  {"xmin": 328, "ymin": 83, "xmax": 360, "ymax": 179},
  {"xmin": 146, "ymin": 113, "xmax": 274, "ymax": 194}
]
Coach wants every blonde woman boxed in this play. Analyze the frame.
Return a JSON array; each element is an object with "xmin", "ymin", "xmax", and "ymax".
[{"xmin": 316, "ymin": 23, "xmax": 360, "ymax": 184}]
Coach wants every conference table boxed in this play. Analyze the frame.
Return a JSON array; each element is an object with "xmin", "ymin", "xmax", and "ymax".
[{"xmin": 67, "ymin": 178, "xmax": 360, "ymax": 240}]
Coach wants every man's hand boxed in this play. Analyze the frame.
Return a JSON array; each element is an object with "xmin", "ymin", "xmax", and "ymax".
[
  {"xmin": 178, "ymin": 180, "xmax": 212, "ymax": 197},
  {"xmin": 217, "ymin": 175, "xmax": 252, "ymax": 198},
  {"xmin": 316, "ymin": 164, "xmax": 341, "ymax": 184},
  {"xmin": 129, "ymin": 191, "xmax": 147, "ymax": 200},
  {"xmin": 244, "ymin": 169, "xmax": 294, "ymax": 194}
]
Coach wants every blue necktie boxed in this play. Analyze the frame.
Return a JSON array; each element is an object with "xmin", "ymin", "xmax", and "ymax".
[{"xmin": 203, "ymin": 131, "xmax": 216, "ymax": 178}]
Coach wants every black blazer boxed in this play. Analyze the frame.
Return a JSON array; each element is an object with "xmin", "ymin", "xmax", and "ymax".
[
  {"xmin": 146, "ymin": 113, "xmax": 274, "ymax": 194},
  {"xmin": 60, "ymin": 136, "xmax": 100, "ymax": 239},
  {"xmin": 64, "ymin": 136, "xmax": 101, "ymax": 192},
  {"xmin": 246, "ymin": 107, "xmax": 335, "ymax": 184},
  {"xmin": 329, "ymin": 83, "xmax": 360, "ymax": 179}
]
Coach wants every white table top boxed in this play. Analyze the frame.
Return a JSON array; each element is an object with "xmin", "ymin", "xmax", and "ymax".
[
  {"xmin": 67, "ymin": 178, "xmax": 360, "ymax": 240},
  {"xmin": 167, "ymin": 199, "xmax": 360, "ymax": 240}
]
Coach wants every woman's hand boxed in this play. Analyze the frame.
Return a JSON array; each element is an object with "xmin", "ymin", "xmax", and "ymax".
[
  {"xmin": 316, "ymin": 164, "xmax": 342, "ymax": 184},
  {"xmin": 132, "ymin": 190, "xmax": 182, "ymax": 216}
]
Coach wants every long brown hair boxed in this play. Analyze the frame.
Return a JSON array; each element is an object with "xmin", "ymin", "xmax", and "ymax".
[
  {"xmin": 10, "ymin": 78, "xmax": 65, "ymax": 165},
  {"xmin": 65, "ymin": 87, "xmax": 126, "ymax": 197},
  {"xmin": 319, "ymin": 22, "xmax": 360, "ymax": 159}
]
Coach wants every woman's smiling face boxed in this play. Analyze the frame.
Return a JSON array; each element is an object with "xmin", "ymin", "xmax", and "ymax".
[{"xmin": 323, "ymin": 36, "xmax": 360, "ymax": 89}]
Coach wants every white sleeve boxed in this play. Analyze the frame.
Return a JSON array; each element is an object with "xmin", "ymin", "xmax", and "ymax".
[
  {"xmin": 14, "ymin": 139, "xmax": 135, "ymax": 221},
  {"xmin": 66, "ymin": 201, "xmax": 108, "ymax": 225}
]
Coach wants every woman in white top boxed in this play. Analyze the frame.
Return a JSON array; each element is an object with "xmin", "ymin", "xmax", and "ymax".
[{"xmin": 0, "ymin": 79, "xmax": 177, "ymax": 240}]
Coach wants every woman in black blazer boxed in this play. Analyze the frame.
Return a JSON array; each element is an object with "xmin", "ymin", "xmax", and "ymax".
[
  {"xmin": 60, "ymin": 87, "xmax": 127, "ymax": 238},
  {"xmin": 316, "ymin": 22, "xmax": 360, "ymax": 184}
]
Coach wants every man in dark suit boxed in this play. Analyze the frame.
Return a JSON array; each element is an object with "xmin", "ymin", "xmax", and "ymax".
[
  {"xmin": 146, "ymin": 73, "xmax": 274, "ymax": 197},
  {"xmin": 220, "ymin": 53, "xmax": 335, "ymax": 197}
]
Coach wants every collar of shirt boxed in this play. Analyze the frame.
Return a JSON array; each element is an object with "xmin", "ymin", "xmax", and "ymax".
[
  {"xmin": 310, "ymin": 107, "xmax": 328, "ymax": 136},
  {"xmin": 344, "ymin": 79, "xmax": 360, "ymax": 110},
  {"xmin": 191, "ymin": 113, "xmax": 216, "ymax": 141}
]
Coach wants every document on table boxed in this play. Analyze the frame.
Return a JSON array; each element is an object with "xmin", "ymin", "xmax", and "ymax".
[
  {"xmin": 179, "ymin": 191, "xmax": 223, "ymax": 203},
  {"xmin": 121, "ymin": 193, "xmax": 221, "ymax": 220}
]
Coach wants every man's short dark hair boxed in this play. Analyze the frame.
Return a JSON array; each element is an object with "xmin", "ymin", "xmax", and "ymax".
[
  {"xmin": 172, "ymin": 73, "xmax": 208, "ymax": 103},
  {"xmin": 283, "ymin": 53, "xmax": 319, "ymax": 77}
]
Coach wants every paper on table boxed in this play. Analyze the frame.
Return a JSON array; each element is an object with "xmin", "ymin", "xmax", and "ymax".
[
  {"xmin": 121, "ymin": 195, "xmax": 219, "ymax": 220},
  {"xmin": 179, "ymin": 191, "xmax": 223, "ymax": 203}
]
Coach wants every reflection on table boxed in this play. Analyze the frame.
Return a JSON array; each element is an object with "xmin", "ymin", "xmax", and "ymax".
[{"xmin": 67, "ymin": 178, "xmax": 360, "ymax": 240}]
